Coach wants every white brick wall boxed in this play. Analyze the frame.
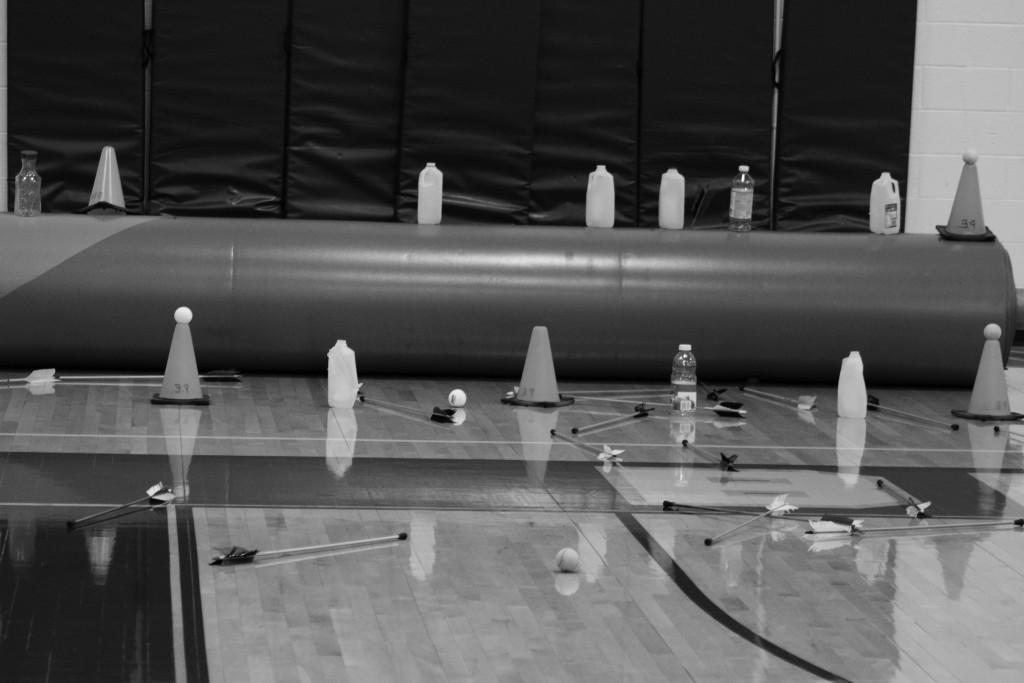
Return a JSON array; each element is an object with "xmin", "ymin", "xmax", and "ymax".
[{"xmin": 907, "ymin": 0, "xmax": 1024, "ymax": 283}]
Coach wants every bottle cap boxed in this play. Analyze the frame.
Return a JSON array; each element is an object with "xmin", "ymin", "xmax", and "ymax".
[
  {"xmin": 596, "ymin": 164, "xmax": 607, "ymax": 172},
  {"xmin": 22, "ymin": 150, "xmax": 37, "ymax": 159},
  {"xmin": 678, "ymin": 343, "xmax": 691, "ymax": 351},
  {"xmin": 738, "ymin": 165, "xmax": 749, "ymax": 173},
  {"xmin": 426, "ymin": 162, "xmax": 436, "ymax": 167}
]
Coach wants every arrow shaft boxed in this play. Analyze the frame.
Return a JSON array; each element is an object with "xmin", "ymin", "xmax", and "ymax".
[
  {"xmin": 69, "ymin": 494, "xmax": 152, "ymax": 525},
  {"xmin": 564, "ymin": 389, "xmax": 667, "ymax": 396},
  {"xmin": 870, "ymin": 402, "xmax": 951, "ymax": 428},
  {"xmin": 572, "ymin": 410, "xmax": 650, "ymax": 435},
  {"xmin": 876, "ymin": 478, "xmax": 926, "ymax": 509},
  {"xmin": 256, "ymin": 533, "xmax": 407, "ymax": 560},
  {"xmin": 708, "ymin": 508, "xmax": 778, "ymax": 544},
  {"xmin": 550, "ymin": 429, "xmax": 605, "ymax": 457},
  {"xmin": 856, "ymin": 518, "xmax": 1023, "ymax": 534}
]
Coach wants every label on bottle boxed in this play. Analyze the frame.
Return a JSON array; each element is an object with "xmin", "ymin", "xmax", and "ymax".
[
  {"xmin": 672, "ymin": 391, "xmax": 697, "ymax": 414},
  {"xmin": 730, "ymin": 189, "xmax": 753, "ymax": 220},
  {"xmin": 884, "ymin": 203, "xmax": 898, "ymax": 231}
]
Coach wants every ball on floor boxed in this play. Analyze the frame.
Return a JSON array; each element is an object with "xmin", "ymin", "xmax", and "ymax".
[
  {"xmin": 448, "ymin": 388, "xmax": 467, "ymax": 407},
  {"xmin": 555, "ymin": 547, "xmax": 580, "ymax": 573}
]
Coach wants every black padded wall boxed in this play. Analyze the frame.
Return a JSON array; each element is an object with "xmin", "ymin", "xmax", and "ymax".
[
  {"xmin": 529, "ymin": 0, "xmax": 640, "ymax": 226},
  {"xmin": 640, "ymin": 0, "xmax": 774, "ymax": 229},
  {"xmin": 774, "ymin": 0, "xmax": 918, "ymax": 232},
  {"xmin": 397, "ymin": 0, "xmax": 542, "ymax": 224},
  {"xmin": 7, "ymin": 1, "xmax": 144, "ymax": 213},
  {"xmin": 149, "ymin": 0, "xmax": 290, "ymax": 216},
  {"xmin": 286, "ymin": 0, "xmax": 407, "ymax": 220}
]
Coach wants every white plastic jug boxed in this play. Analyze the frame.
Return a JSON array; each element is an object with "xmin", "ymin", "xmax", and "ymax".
[
  {"xmin": 327, "ymin": 340, "xmax": 360, "ymax": 408},
  {"xmin": 837, "ymin": 351, "xmax": 867, "ymax": 418},
  {"xmin": 658, "ymin": 168, "xmax": 686, "ymax": 229},
  {"xmin": 869, "ymin": 172, "xmax": 900, "ymax": 235},
  {"xmin": 585, "ymin": 165, "xmax": 615, "ymax": 228},
  {"xmin": 417, "ymin": 163, "xmax": 443, "ymax": 225}
]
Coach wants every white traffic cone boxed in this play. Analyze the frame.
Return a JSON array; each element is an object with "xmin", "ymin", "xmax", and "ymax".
[
  {"xmin": 937, "ymin": 150, "xmax": 992, "ymax": 241},
  {"xmin": 502, "ymin": 326, "xmax": 574, "ymax": 407},
  {"xmin": 87, "ymin": 146, "xmax": 126, "ymax": 213},
  {"xmin": 952, "ymin": 324, "xmax": 1022, "ymax": 421},
  {"xmin": 152, "ymin": 307, "xmax": 210, "ymax": 405}
]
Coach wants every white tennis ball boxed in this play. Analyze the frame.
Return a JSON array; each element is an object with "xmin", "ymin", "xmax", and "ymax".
[
  {"xmin": 174, "ymin": 306, "xmax": 193, "ymax": 324},
  {"xmin": 555, "ymin": 547, "xmax": 580, "ymax": 573},
  {"xmin": 448, "ymin": 388, "xmax": 467, "ymax": 407}
]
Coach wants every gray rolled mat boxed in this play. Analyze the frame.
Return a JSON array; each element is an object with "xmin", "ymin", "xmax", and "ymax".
[{"xmin": 0, "ymin": 215, "xmax": 1014, "ymax": 386}]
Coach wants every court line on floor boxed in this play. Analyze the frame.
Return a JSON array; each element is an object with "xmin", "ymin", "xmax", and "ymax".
[
  {"xmin": 616, "ymin": 511, "xmax": 852, "ymax": 683},
  {"xmin": 176, "ymin": 507, "xmax": 210, "ymax": 683},
  {"xmin": 0, "ymin": 430, "xmax": 1008, "ymax": 453}
]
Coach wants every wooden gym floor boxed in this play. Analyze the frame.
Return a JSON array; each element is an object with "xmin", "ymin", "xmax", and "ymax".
[{"xmin": 3, "ymin": 351, "xmax": 1024, "ymax": 682}]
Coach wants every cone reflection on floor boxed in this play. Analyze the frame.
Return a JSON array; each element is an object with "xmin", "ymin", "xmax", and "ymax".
[
  {"xmin": 87, "ymin": 145, "xmax": 126, "ymax": 213},
  {"xmin": 501, "ymin": 326, "xmax": 574, "ymax": 408},
  {"xmin": 161, "ymin": 406, "xmax": 202, "ymax": 501},
  {"xmin": 968, "ymin": 422, "xmax": 1009, "ymax": 472},
  {"xmin": 953, "ymin": 324, "xmax": 1023, "ymax": 421},
  {"xmin": 513, "ymin": 406, "xmax": 562, "ymax": 485},
  {"xmin": 937, "ymin": 149, "xmax": 992, "ymax": 240},
  {"xmin": 86, "ymin": 527, "xmax": 117, "ymax": 586},
  {"xmin": 152, "ymin": 307, "xmax": 210, "ymax": 405}
]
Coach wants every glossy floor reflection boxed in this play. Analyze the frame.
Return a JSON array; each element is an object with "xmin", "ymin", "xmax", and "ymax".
[{"xmin": 2, "ymin": 368, "xmax": 1024, "ymax": 681}]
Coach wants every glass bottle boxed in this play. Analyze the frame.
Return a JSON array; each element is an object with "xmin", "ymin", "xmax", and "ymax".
[{"xmin": 15, "ymin": 150, "xmax": 42, "ymax": 217}]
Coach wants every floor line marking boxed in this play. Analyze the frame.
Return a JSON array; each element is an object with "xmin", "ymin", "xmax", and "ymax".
[
  {"xmin": 616, "ymin": 511, "xmax": 852, "ymax": 683},
  {"xmin": 0, "ymin": 430, "xmax": 1005, "ymax": 453}
]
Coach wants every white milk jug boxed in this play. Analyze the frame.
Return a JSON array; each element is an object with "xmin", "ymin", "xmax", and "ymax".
[
  {"xmin": 327, "ymin": 340, "xmax": 360, "ymax": 408},
  {"xmin": 585, "ymin": 165, "xmax": 615, "ymax": 228},
  {"xmin": 837, "ymin": 351, "xmax": 867, "ymax": 418},
  {"xmin": 417, "ymin": 162, "xmax": 443, "ymax": 225},
  {"xmin": 658, "ymin": 168, "xmax": 686, "ymax": 229},
  {"xmin": 869, "ymin": 173, "xmax": 900, "ymax": 235}
]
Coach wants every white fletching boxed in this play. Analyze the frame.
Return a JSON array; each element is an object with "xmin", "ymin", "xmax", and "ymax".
[
  {"xmin": 766, "ymin": 494, "xmax": 798, "ymax": 516},
  {"xmin": 807, "ymin": 518, "xmax": 864, "ymax": 535},
  {"xmin": 906, "ymin": 501, "xmax": 931, "ymax": 517},
  {"xmin": 598, "ymin": 445, "xmax": 625, "ymax": 462}
]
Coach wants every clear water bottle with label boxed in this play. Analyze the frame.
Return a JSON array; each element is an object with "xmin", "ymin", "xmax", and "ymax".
[
  {"xmin": 728, "ymin": 165, "xmax": 753, "ymax": 232},
  {"xmin": 671, "ymin": 344, "xmax": 698, "ymax": 414},
  {"xmin": 14, "ymin": 150, "xmax": 42, "ymax": 217}
]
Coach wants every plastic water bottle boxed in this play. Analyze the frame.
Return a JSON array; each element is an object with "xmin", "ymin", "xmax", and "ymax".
[
  {"xmin": 837, "ymin": 351, "xmax": 867, "ymax": 418},
  {"xmin": 658, "ymin": 168, "xmax": 686, "ymax": 229},
  {"xmin": 670, "ymin": 344, "xmax": 698, "ymax": 414},
  {"xmin": 869, "ymin": 172, "xmax": 901, "ymax": 235},
  {"xmin": 14, "ymin": 150, "xmax": 42, "ymax": 217},
  {"xmin": 728, "ymin": 165, "xmax": 754, "ymax": 232},
  {"xmin": 417, "ymin": 162, "xmax": 443, "ymax": 225},
  {"xmin": 585, "ymin": 164, "xmax": 615, "ymax": 228}
]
